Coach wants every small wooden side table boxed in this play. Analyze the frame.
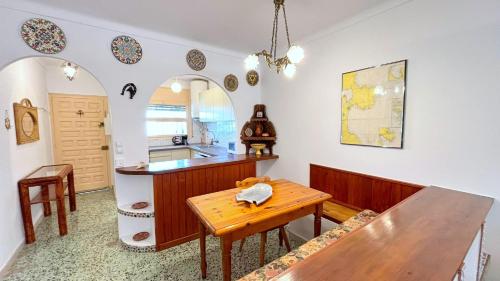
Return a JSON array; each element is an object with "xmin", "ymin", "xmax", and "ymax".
[{"xmin": 18, "ymin": 164, "xmax": 76, "ymax": 244}]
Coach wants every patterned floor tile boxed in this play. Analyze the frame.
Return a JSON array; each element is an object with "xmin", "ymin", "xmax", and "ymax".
[{"xmin": 3, "ymin": 190, "xmax": 304, "ymax": 281}]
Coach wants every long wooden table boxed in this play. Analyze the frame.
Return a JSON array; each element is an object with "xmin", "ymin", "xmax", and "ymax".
[
  {"xmin": 273, "ymin": 186, "xmax": 493, "ymax": 281},
  {"xmin": 187, "ymin": 179, "xmax": 331, "ymax": 281}
]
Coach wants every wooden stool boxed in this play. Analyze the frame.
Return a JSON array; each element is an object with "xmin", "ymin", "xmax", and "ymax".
[
  {"xmin": 236, "ymin": 176, "xmax": 292, "ymax": 266},
  {"xmin": 18, "ymin": 164, "xmax": 76, "ymax": 244}
]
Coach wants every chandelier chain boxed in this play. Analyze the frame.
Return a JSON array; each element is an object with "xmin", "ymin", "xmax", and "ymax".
[
  {"xmin": 246, "ymin": 0, "xmax": 303, "ymax": 76},
  {"xmin": 272, "ymin": 4, "xmax": 280, "ymax": 60},
  {"xmin": 282, "ymin": 4, "xmax": 291, "ymax": 48}
]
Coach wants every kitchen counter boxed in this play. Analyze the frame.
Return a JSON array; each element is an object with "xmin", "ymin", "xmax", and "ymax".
[
  {"xmin": 148, "ymin": 144, "xmax": 228, "ymax": 157},
  {"xmin": 115, "ymin": 149, "xmax": 279, "ymax": 251},
  {"xmin": 116, "ymin": 153, "xmax": 278, "ymax": 175}
]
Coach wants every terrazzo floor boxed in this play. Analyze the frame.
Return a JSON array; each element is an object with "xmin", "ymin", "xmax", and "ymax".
[{"xmin": 3, "ymin": 190, "xmax": 304, "ymax": 281}]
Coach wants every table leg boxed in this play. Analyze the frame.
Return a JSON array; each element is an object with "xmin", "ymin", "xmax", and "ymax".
[
  {"xmin": 199, "ymin": 222, "xmax": 207, "ymax": 279},
  {"xmin": 314, "ymin": 203, "xmax": 323, "ymax": 237},
  {"xmin": 41, "ymin": 184, "xmax": 51, "ymax": 217},
  {"xmin": 221, "ymin": 235, "xmax": 233, "ymax": 281},
  {"xmin": 68, "ymin": 171, "xmax": 76, "ymax": 212},
  {"xmin": 259, "ymin": 231, "xmax": 267, "ymax": 267},
  {"xmin": 55, "ymin": 180, "xmax": 68, "ymax": 236},
  {"xmin": 18, "ymin": 184, "xmax": 35, "ymax": 244}
]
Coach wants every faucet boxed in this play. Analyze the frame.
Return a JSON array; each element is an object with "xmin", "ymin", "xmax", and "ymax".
[{"xmin": 206, "ymin": 130, "xmax": 219, "ymax": 146}]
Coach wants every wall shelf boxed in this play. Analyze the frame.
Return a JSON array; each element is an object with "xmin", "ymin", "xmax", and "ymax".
[
  {"xmin": 119, "ymin": 232, "xmax": 156, "ymax": 253},
  {"xmin": 241, "ymin": 136, "xmax": 276, "ymax": 141},
  {"xmin": 117, "ymin": 203, "xmax": 155, "ymax": 218},
  {"xmin": 240, "ymin": 104, "xmax": 277, "ymax": 155}
]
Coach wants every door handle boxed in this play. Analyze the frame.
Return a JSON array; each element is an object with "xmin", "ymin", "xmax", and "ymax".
[{"xmin": 101, "ymin": 145, "xmax": 109, "ymax": 151}]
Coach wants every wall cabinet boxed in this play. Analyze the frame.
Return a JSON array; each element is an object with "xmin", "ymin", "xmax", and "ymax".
[{"xmin": 199, "ymin": 87, "xmax": 234, "ymax": 122}]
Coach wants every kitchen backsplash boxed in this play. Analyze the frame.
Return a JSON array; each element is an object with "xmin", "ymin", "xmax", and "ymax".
[
  {"xmin": 205, "ymin": 121, "xmax": 236, "ymax": 148},
  {"xmin": 148, "ymin": 120, "xmax": 236, "ymax": 148}
]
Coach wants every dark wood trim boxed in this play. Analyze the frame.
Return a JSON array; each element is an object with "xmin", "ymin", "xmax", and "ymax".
[
  {"xmin": 310, "ymin": 164, "xmax": 424, "ymax": 213},
  {"xmin": 311, "ymin": 164, "xmax": 423, "ymax": 189}
]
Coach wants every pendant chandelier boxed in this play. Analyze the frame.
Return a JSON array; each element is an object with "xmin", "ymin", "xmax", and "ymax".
[{"xmin": 245, "ymin": 0, "xmax": 304, "ymax": 78}]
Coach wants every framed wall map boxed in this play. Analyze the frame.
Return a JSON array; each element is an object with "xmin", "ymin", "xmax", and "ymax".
[{"xmin": 341, "ymin": 60, "xmax": 407, "ymax": 148}]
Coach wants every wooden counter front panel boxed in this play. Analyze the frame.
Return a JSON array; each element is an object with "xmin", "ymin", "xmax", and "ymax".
[{"xmin": 154, "ymin": 161, "xmax": 256, "ymax": 250}]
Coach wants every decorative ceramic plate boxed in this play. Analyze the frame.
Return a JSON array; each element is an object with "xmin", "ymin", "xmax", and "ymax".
[
  {"xmin": 246, "ymin": 70, "xmax": 259, "ymax": 86},
  {"xmin": 111, "ymin": 35, "xmax": 143, "ymax": 64},
  {"xmin": 132, "ymin": 231, "xmax": 150, "ymax": 241},
  {"xmin": 186, "ymin": 49, "xmax": 206, "ymax": 71},
  {"xmin": 224, "ymin": 74, "xmax": 239, "ymax": 92},
  {"xmin": 244, "ymin": 127, "xmax": 253, "ymax": 137},
  {"xmin": 21, "ymin": 18, "xmax": 66, "ymax": 54},
  {"xmin": 236, "ymin": 183, "xmax": 273, "ymax": 205},
  {"xmin": 131, "ymin": 202, "xmax": 149, "ymax": 210}
]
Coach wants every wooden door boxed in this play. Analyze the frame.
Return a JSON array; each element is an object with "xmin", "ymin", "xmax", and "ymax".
[{"xmin": 50, "ymin": 94, "xmax": 110, "ymax": 192}]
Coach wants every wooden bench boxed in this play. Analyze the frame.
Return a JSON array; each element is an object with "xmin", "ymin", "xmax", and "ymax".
[{"xmin": 322, "ymin": 201, "xmax": 360, "ymax": 223}]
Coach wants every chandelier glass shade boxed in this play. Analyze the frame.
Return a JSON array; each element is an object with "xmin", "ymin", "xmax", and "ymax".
[
  {"xmin": 245, "ymin": 0, "xmax": 304, "ymax": 78},
  {"xmin": 62, "ymin": 61, "xmax": 78, "ymax": 81}
]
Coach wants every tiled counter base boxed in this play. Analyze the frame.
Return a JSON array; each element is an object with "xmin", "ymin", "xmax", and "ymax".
[{"xmin": 118, "ymin": 202, "xmax": 156, "ymax": 253}]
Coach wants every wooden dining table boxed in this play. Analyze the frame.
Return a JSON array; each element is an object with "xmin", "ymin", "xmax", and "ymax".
[{"xmin": 186, "ymin": 179, "xmax": 331, "ymax": 281}]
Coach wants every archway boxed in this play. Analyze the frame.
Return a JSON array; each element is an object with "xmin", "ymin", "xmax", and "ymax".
[
  {"xmin": 0, "ymin": 56, "xmax": 114, "ymax": 193},
  {"xmin": 146, "ymin": 75, "xmax": 237, "ymax": 162}
]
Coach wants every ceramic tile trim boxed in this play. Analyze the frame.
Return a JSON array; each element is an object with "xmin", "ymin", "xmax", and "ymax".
[
  {"xmin": 119, "ymin": 239, "xmax": 156, "ymax": 253},
  {"xmin": 117, "ymin": 207, "xmax": 155, "ymax": 218}
]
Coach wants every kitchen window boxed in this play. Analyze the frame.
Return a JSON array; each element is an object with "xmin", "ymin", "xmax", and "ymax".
[{"xmin": 146, "ymin": 104, "xmax": 188, "ymax": 136}]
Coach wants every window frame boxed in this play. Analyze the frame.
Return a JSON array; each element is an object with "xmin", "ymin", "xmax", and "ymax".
[{"xmin": 146, "ymin": 104, "xmax": 192, "ymax": 138}]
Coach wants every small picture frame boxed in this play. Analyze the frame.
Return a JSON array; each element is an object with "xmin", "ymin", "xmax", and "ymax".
[{"xmin": 256, "ymin": 111, "xmax": 263, "ymax": 118}]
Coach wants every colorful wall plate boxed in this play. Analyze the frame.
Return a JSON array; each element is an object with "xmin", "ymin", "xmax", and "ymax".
[
  {"xmin": 21, "ymin": 18, "xmax": 66, "ymax": 54},
  {"xmin": 111, "ymin": 35, "xmax": 143, "ymax": 64}
]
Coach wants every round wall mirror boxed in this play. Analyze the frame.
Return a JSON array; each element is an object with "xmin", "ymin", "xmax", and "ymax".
[{"xmin": 21, "ymin": 112, "xmax": 35, "ymax": 137}]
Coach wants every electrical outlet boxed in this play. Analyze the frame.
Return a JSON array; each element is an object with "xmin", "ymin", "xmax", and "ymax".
[{"xmin": 114, "ymin": 158, "xmax": 125, "ymax": 167}]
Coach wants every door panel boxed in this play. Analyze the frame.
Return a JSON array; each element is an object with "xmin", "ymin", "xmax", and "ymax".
[{"xmin": 50, "ymin": 94, "xmax": 110, "ymax": 192}]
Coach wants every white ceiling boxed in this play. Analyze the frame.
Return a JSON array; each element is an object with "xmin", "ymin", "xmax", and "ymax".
[{"xmin": 24, "ymin": 0, "xmax": 396, "ymax": 52}]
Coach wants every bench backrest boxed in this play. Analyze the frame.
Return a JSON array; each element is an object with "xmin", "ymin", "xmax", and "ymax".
[{"xmin": 310, "ymin": 164, "xmax": 424, "ymax": 213}]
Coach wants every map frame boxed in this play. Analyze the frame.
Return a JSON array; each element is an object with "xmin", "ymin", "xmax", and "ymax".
[{"xmin": 340, "ymin": 59, "xmax": 408, "ymax": 149}]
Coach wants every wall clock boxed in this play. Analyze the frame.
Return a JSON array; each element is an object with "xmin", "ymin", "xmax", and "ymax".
[
  {"xmin": 21, "ymin": 18, "xmax": 66, "ymax": 54},
  {"xmin": 111, "ymin": 35, "xmax": 143, "ymax": 64}
]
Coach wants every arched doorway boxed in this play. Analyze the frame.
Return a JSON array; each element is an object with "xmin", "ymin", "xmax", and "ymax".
[
  {"xmin": 0, "ymin": 56, "xmax": 113, "ymax": 193},
  {"xmin": 146, "ymin": 75, "xmax": 237, "ymax": 163}
]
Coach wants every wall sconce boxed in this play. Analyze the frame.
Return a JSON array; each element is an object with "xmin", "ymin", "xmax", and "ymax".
[
  {"xmin": 4, "ymin": 110, "xmax": 11, "ymax": 130},
  {"xmin": 62, "ymin": 61, "xmax": 78, "ymax": 81}
]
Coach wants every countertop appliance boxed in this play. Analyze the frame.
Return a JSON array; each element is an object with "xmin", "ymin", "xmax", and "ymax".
[{"xmin": 172, "ymin": 135, "xmax": 188, "ymax": 145}]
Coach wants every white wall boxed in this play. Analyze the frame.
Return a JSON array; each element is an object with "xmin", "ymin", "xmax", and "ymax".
[
  {"xmin": 260, "ymin": 0, "xmax": 500, "ymax": 279},
  {"xmin": 0, "ymin": 0, "xmax": 261, "ymax": 272},
  {"xmin": 0, "ymin": 58, "xmax": 53, "ymax": 271},
  {"xmin": 44, "ymin": 64, "xmax": 107, "ymax": 96}
]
